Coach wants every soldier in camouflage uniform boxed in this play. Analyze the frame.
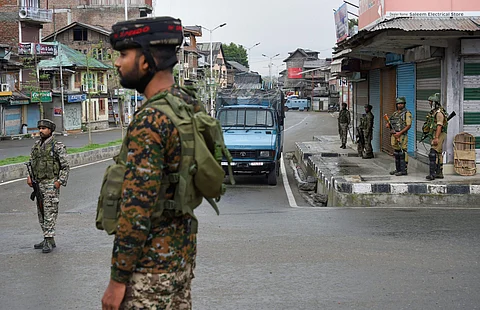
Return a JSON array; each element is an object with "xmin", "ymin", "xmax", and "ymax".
[
  {"xmin": 338, "ymin": 102, "xmax": 351, "ymax": 149},
  {"xmin": 102, "ymin": 17, "xmax": 200, "ymax": 310},
  {"xmin": 424, "ymin": 93, "xmax": 448, "ymax": 180},
  {"xmin": 27, "ymin": 119, "xmax": 69, "ymax": 253},
  {"xmin": 386, "ymin": 97, "xmax": 412, "ymax": 176},
  {"xmin": 359, "ymin": 104, "xmax": 374, "ymax": 159}
]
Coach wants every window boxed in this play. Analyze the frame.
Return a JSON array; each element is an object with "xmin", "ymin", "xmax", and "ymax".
[
  {"xmin": 73, "ymin": 28, "xmax": 88, "ymax": 41},
  {"xmin": 218, "ymin": 109, "xmax": 274, "ymax": 127},
  {"xmin": 99, "ymin": 99, "xmax": 106, "ymax": 115}
]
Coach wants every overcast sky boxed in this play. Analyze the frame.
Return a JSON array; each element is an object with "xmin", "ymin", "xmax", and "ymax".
[{"xmin": 154, "ymin": 0, "xmax": 350, "ymax": 77}]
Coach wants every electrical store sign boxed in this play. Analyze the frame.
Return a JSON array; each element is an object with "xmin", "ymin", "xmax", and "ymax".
[{"xmin": 386, "ymin": 11, "xmax": 480, "ymax": 18}]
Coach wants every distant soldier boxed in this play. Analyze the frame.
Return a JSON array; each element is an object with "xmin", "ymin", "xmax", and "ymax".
[
  {"xmin": 423, "ymin": 93, "xmax": 447, "ymax": 180},
  {"xmin": 358, "ymin": 104, "xmax": 374, "ymax": 159},
  {"xmin": 27, "ymin": 119, "xmax": 70, "ymax": 253},
  {"xmin": 386, "ymin": 97, "xmax": 412, "ymax": 176},
  {"xmin": 338, "ymin": 102, "xmax": 350, "ymax": 149}
]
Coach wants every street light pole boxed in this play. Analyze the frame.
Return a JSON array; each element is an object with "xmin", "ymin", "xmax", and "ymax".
[
  {"xmin": 262, "ymin": 53, "xmax": 280, "ymax": 89},
  {"xmin": 199, "ymin": 23, "xmax": 226, "ymax": 116},
  {"xmin": 246, "ymin": 42, "xmax": 260, "ymax": 71}
]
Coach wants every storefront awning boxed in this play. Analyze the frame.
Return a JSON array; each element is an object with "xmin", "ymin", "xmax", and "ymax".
[{"xmin": 330, "ymin": 58, "xmax": 346, "ymax": 74}]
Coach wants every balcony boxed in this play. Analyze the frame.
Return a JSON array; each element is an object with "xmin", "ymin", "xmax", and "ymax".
[
  {"xmin": 77, "ymin": 0, "xmax": 152, "ymax": 12},
  {"xmin": 19, "ymin": 7, "xmax": 53, "ymax": 24}
]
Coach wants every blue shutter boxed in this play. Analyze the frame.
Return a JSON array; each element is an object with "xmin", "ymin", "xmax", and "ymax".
[
  {"xmin": 369, "ymin": 69, "xmax": 381, "ymax": 152},
  {"xmin": 27, "ymin": 103, "xmax": 40, "ymax": 129},
  {"xmin": 5, "ymin": 105, "xmax": 21, "ymax": 135},
  {"xmin": 397, "ymin": 63, "xmax": 416, "ymax": 154}
]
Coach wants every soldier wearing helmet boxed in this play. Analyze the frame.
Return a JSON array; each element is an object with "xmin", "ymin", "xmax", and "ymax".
[
  {"xmin": 357, "ymin": 104, "xmax": 374, "ymax": 159},
  {"xmin": 424, "ymin": 93, "xmax": 448, "ymax": 180},
  {"xmin": 102, "ymin": 17, "xmax": 205, "ymax": 309},
  {"xmin": 386, "ymin": 97, "xmax": 412, "ymax": 176},
  {"xmin": 27, "ymin": 119, "xmax": 70, "ymax": 253}
]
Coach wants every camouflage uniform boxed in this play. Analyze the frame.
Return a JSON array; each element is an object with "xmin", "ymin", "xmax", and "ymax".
[
  {"xmin": 425, "ymin": 93, "xmax": 448, "ymax": 180},
  {"xmin": 358, "ymin": 104, "xmax": 374, "ymax": 158},
  {"xmin": 112, "ymin": 86, "xmax": 202, "ymax": 308},
  {"xmin": 30, "ymin": 136, "xmax": 69, "ymax": 239},
  {"xmin": 388, "ymin": 100, "xmax": 412, "ymax": 176},
  {"xmin": 338, "ymin": 106, "xmax": 351, "ymax": 148}
]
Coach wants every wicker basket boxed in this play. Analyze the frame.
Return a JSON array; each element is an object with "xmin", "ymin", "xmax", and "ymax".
[{"xmin": 453, "ymin": 132, "xmax": 477, "ymax": 176}]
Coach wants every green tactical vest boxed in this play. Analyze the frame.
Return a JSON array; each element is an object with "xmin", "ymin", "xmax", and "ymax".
[
  {"xmin": 339, "ymin": 109, "xmax": 349, "ymax": 123},
  {"xmin": 424, "ymin": 107, "xmax": 448, "ymax": 135},
  {"xmin": 31, "ymin": 138, "xmax": 60, "ymax": 180},
  {"xmin": 389, "ymin": 109, "xmax": 408, "ymax": 133}
]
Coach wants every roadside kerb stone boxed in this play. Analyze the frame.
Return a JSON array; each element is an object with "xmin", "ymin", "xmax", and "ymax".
[{"xmin": 0, "ymin": 145, "xmax": 121, "ymax": 183}]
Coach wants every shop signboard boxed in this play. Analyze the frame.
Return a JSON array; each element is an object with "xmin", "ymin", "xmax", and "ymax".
[{"xmin": 31, "ymin": 91, "xmax": 52, "ymax": 103}]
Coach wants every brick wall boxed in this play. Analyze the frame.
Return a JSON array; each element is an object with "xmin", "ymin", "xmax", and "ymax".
[{"xmin": 43, "ymin": 7, "xmax": 144, "ymax": 37}]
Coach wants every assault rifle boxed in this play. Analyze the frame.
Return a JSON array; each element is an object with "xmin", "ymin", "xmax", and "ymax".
[
  {"xmin": 419, "ymin": 111, "xmax": 456, "ymax": 143},
  {"xmin": 383, "ymin": 114, "xmax": 403, "ymax": 153},
  {"xmin": 356, "ymin": 127, "xmax": 365, "ymax": 146},
  {"xmin": 25, "ymin": 161, "xmax": 44, "ymax": 218}
]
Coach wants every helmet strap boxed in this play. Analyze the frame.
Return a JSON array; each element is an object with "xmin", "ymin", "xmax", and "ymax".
[{"xmin": 135, "ymin": 44, "xmax": 178, "ymax": 93}]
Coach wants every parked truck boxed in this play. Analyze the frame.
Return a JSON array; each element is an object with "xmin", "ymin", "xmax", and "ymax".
[{"xmin": 216, "ymin": 88, "xmax": 285, "ymax": 185}]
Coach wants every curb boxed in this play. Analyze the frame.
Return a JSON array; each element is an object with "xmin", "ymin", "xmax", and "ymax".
[{"xmin": 0, "ymin": 145, "xmax": 121, "ymax": 183}]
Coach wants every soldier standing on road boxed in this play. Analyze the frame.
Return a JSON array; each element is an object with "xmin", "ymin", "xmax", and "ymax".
[
  {"xmin": 102, "ymin": 17, "xmax": 201, "ymax": 310},
  {"xmin": 386, "ymin": 97, "xmax": 412, "ymax": 176},
  {"xmin": 27, "ymin": 119, "xmax": 69, "ymax": 253},
  {"xmin": 359, "ymin": 104, "xmax": 374, "ymax": 159},
  {"xmin": 338, "ymin": 102, "xmax": 350, "ymax": 149},
  {"xmin": 424, "ymin": 93, "xmax": 447, "ymax": 180}
]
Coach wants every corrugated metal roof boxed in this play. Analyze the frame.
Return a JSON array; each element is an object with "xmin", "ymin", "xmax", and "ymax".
[
  {"xmin": 38, "ymin": 43, "xmax": 111, "ymax": 70},
  {"xmin": 370, "ymin": 17, "xmax": 480, "ymax": 32}
]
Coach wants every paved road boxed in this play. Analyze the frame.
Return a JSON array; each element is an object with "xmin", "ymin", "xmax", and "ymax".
[
  {"xmin": 0, "ymin": 112, "xmax": 479, "ymax": 309},
  {"xmin": 0, "ymin": 128, "xmax": 125, "ymax": 160}
]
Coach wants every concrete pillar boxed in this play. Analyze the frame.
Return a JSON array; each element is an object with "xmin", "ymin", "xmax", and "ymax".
[{"xmin": 443, "ymin": 39, "xmax": 461, "ymax": 165}]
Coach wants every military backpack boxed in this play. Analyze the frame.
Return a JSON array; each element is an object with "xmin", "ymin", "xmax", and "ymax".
[{"xmin": 95, "ymin": 87, "xmax": 234, "ymax": 235}]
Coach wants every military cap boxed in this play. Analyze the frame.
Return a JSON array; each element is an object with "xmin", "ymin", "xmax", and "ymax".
[
  {"xmin": 396, "ymin": 97, "xmax": 406, "ymax": 104},
  {"xmin": 37, "ymin": 119, "xmax": 56, "ymax": 131},
  {"xmin": 428, "ymin": 93, "xmax": 440, "ymax": 103},
  {"xmin": 110, "ymin": 16, "xmax": 184, "ymax": 51}
]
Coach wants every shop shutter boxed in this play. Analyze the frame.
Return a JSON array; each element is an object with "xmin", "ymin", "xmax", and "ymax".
[
  {"xmin": 381, "ymin": 67, "xmax": 396, "ymax": 154},
  {"xmin": 463, "ymin": 57, "xmax": 480, "ymax": 162},
  {"xmin": 27, "ymin": 103, "xmax": 40, "ymax": 130},
  {"xmin": 397, "ymin": 63, "xmax": 416, "ymax": 154},
  {"xmin": 5, "ymin": 105, "xmax": 21, "ymax": 135},
  {"xmin": 354, "ymin": 80, "xmax": 368, "ymax": 130},
  {"xmin": 64, "ymin": 103, "xmax": 82, "ymax": 131},
  {"xmin": 416, "ymin": 59, "xmax": 441, "ymax": 157},
  {"xmin": 369, "ymin": 69, "xmax": 381, "ymax": 152}
]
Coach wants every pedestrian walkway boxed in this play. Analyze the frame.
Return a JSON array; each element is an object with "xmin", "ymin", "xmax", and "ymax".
[{"xmin": 295, "ymin": 135, "xmax": 480, "ymax": 207}]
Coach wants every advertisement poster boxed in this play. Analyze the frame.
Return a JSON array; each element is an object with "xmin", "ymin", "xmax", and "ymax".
[
  {"xmin": 334, "ymin": 3, "xmax": 349, "ymax": 42},
  {"xmin": 288, "ymin": 68, "xmax": 303, "ymax": 79},
  {"xmin": 54, "ymin": 107, "xmax": 63, "ymax": 116}
]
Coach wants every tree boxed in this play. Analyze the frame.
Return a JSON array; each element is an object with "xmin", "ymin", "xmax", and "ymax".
[{"xmin": 222, "ymin": 43, "xmax": 248, "ymax": 68}]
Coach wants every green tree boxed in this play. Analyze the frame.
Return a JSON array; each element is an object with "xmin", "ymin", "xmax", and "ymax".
[{"xmin": 222, "ymin": 43, "xmax": 248, "ymax": 68}]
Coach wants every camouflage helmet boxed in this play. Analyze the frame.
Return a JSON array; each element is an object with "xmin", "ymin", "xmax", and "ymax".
[
  {"xmin": 110, "ymin": 16, "xmax": 184, "ymax": 51},
  {"xmin": 37, "ymin": 119, "xmax": 56, "ymax": 131},
  {"xmin": 428, "ymin": 93, "xmax": 440, "ymax": 103},
  {"xmin": 396, "ymin": 97, "xmax": 406, "ymax": 104}
]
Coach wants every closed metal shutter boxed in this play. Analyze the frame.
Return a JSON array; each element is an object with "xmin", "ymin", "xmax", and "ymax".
[
  {"xmin": 416, "ymin": 59, "xmax": 441, "ymax": 157},
  {"xmin": 354, "ymin": 80, "xmax": 368, "ymax": 129},
  {"xmin": 381, "ymin": 67, "xmax": 396, "ymax": 154},
  {"xmin": 369, "ymin": 69, "xmax": 381, "ymax": 152},
  {"xmin": 397, "ymin": 63, "xmax": 416, "ymax": 154},
  {"xmin": 27, "ymin": 103, "xmax": 40, "ymax": 130},
  {"xmin": 463, "ymin": 57, "xmax": 480, "ymax": 162},
  {"xmin": 5, "ymin": 105, "xmax": 21, "ymax": 135}
]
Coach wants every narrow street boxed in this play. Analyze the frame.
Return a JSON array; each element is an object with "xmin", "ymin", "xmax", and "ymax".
[{"xmin": 0, "ymin": 111, "xmax": 479, "ymax": 309}]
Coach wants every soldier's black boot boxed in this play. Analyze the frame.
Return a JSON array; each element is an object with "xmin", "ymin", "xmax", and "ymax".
[
  {"xmin": 390, "ymin": 150, "xmax": 401, "ymax": 175},
  {"xmin": 435, "ymin": 164, "xmax": 444, "ymax": 179},
  {"xmin": 395, "ymin": 151, "xmax": 408, "ymax": 176},
  {"xmin": 426, "ymin": 149, "xmax": 437, "ymax": 181},
  {"xmin": 34, "ymin": 239, "xmax": 45, "ymax": 249},
  {"xmin": 42, "ymin": 237, "xmax": 55, "ymax": 253}
]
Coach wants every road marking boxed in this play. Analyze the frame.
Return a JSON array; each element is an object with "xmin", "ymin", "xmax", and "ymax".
[
  {"xmin": 285, "ymin": 115, "xmax": 309, "ymax": 132},
  {"xmin": 280, "ymin": 154, "xmax": 299, "ymax": 208},
  {"xmin": 0, "ymin": 158, "xmax": 112, "ymax": 186}
]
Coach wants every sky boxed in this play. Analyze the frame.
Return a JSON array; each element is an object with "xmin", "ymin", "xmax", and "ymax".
[{"xmin": 154, "ymin": 0, "xmax": 351, "ymax": 77}]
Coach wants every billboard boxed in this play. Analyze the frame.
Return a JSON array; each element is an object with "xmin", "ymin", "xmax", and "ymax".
[
  {"xmin": 385, "ymin": 0, "xmax": 480, "ymax": 18},
  {"xmin": 288, "ymin": 68, "xmax": 303, "ymax": 79},
  {"xmin": 359, "ymin": 0, "xmax": 383, "ymax": 30},
  {"xmin": 334, "ymin": 3, "xmax": 349, "ymax": 42}
]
